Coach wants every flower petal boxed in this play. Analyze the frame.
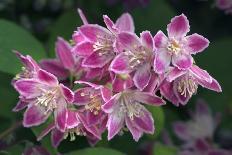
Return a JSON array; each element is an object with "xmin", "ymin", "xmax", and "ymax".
[
  {"xmin": 143, "ymin": 73, "xmax": 159, "ymax": 93},
  {"xmin": 56, "ymin": 37, "xmax": 75, "ymax": 70},
  {"xmin": 55, "ymin": 98, "xmax": 68, "ymax": 132},
  {"xmin": 140, "ymin": 31, "xmax": 154, "ymax": 51},
  {"xmin": 72, "ymin": 42, "xmax": 94, "ymax": 56},
  {"xmin": 112, "ymin": 74, "xmax": 134, "ymax": 92},
  {"xmin": 60, "ymin": 84, "xmax": 74, "ymax": 103},
  {"xmin": 100, "ymin": 87, "xmax": 112, "ymax": 102},
  {"xmin": 40, "ymin": 59, "xmax": 69, "ymax": 79},
  {"xmin": 23, "ymin": 105, "xmax": 50, "ymax": 127},
  {"xmin": 167, "ymin": 67, "xmax": 186, "ymax": 82},
  {"xmin": 173, "ymin": 121, "xmax": 191, "ymax": 141},
  {"xmin": 37, "ymin": 123, "xmax": 55, "ymax": 141},
  {"xmin": 196, "ymin": 77, "xmax": 222, "ymax": 92},
  {"xmin": 74, "ymin": 87, "xmax": 92, "ymax": 105},
  {"xmin": 125, "ymin": 117, "xmax": 143, "ymax": 142},
  {"xmin": 51, "ymin": 129, "xmax": 64, "ymax": 148},
  {"xmin": 154, "ymin": 49, "xmax": 171, "ymax": 74},
  {"xmin": 13, "ymin": 100, "xmax": 28, "ymax": 112},
  {"xmin": 109, "ymin": 53, "xmax": 131, "ymax": 74},
  {"xmin": 72, "ymin": 31, "xmax": 86, "ymax": 44},
  {"xmin": 115, "ymin": 13, "xmax": 134, "ymax": 32},
  {"xmin": 172, "ymin": 53, "xmax": 193, "ymax": 70},
  {"xmin": 37, "ymin": 69, "xmax": 58, "ymax": 86},
  {"xmin": 116, "ymin": 32, "xmax": 141, "ymax": 51},
  {"xmin": 77, "ymin": 8, "xmax": 88, "ymax": 25},
  {"xmin": 189, "ymin": 65, "xmax": 212, "ymax": 83},
  {"xmin": 153, "ymin": 30, "xmax": 168, "ymax": 49},
  {"xmin": 133, "ymin": 106, "xmax": 154, "ymax": 134},
  {"xmin": 66, "ymin": 110, "xmax": 80, "ymax": 129},
  {"xmin": 133, "ymin": 64, "xmax": 151, "ymax": 90},
  {"xmin": 173, "ymin": 80, "xmax": 191, "ymax": 105},
  {"xmin": 102, "ymin": 94, "xmax": 119, "ymax": 113},
  {"xmin": 167, "ymin": 14, "xmax": 190, "ymax": 39},
  {"xmin": 82, "ymin": 51, "xmax": 114, "ymax": 68},
  {"xmin": 103, "ymin": 15, "xmax": 117, "ymax": 34},
  {"xmin": 107, "ymin": 112, "xmax": 124, "ymax": 140},
  {"xmin": 160, "ymin": 81, "xmax": 179, "ymax": 106},
  {"xmin": 186, "ymin": 33, "xmax": 209, "ymax": 54},
  {"xmin": 134, "ymin": 92, "xmax": 166, "ymax": 106},
  {"xmin": 79, "ymin": 24, "xmax": 111, "ymax": 42},
  {"xmin": 15, "ymin": 51, "xmax": 39, "ymax": 71}
]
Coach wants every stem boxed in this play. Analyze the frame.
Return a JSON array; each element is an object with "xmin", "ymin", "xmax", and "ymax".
[{"xmin": 0, "ymin": 121, "xmax": 22, "ymax": 140}]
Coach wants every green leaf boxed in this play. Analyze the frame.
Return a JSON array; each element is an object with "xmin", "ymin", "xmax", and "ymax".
[
  {"xmin": 0, "ymin": 19, "xmax": 46, "ymax": 75},
  {"xmin": 153, "ymin": 143, "xmax": 178, "ymax": 155},
  {"xmin": 131, "ymin": 0, "xmax": 175, "ymax": 34},
  {"xmin": 66, "ymin": 147, "xmax": 125, "ymax": 155},
  {"xmin": 146, "ymin": 106, "xmax": 165, "ymax": 138},
  {"xmin": 47, "ymin": 10, "xmax": 82, "ymax": 57}
]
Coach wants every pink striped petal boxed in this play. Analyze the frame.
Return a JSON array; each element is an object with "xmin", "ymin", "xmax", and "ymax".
[
  {"xmin": 37, "ymin": 123, "xmax": 55, "ymax": 141},
  {"xmin": 23, "ymin": 105, "xmax": 50, "ymax": 127},
  {"xmin": 125, "ymin": 117, "xmax": 143, "ymax": 141},
  {"xmin": 172, "ymin": 53, "xmax": 193, "ymax": 70},
  {"xmin": 186, "ymin": 33, "xmax": 209, "ymax": 54},
  {"xmin": 13, "ymin": 100, "xmax": 28, "ymax": 112},
  {"xmin": 15, "ymin": 51, "xmax": 39, "ymax": 71},
  {"xmin": 100, "ymin": 87, "xmax": 112, "ymax": 102},
  {"xmin": 103, "ymin": 15, "xmax": 117, "ymax": 34},
  {"xmin": 173, "ymin": 121, "xmax": 191, "ymax": 141},
  {"xmin": 73, "ymin": 42, "xmax": 94, "ymax": 56},
  {"xmin": 140, "ymin": 31, "xmax": 154, "ymax": 51},
  {"xmin": 77, "ymin": 8, "xmax": 88, "ymax": 25},
  {"xmin": 154, "ymin": 31, "xmax": 168, "ymax": 49},
  {"xmin": 72, "ymin": 31, "xmax": 86, "ymax": 44},
  {"xmin": 60, "ymin": 84, "xmax": 74, "ymax": 103},
  {"xmin": 173, "ymin": 80, "xmax": 191, "ymax": 105},
  {"xmin": 66, "ymin": 110, "xmax": 80, "ymax": 129},
  {"xmin": 167, "ymin": 67, "xmax": 186, "ymax": 82},
  {"xmin": 115, "ymin": 13, "xmax": 134, "ymax": 32},
  {"xmin": 154, "ymin": 49, "xmax": 171, "ymax": 74},
  {"xmin": 167, "ymin": 14, "xmax": 190, "ymax": 39},
  {"xmin": 133, "ymin": 107, "xmax": 154, "ymax": 134},
  {"xmin": 55, "ymin": 98, "xmax": 67, "ymax": 132},
  {"xmin": 110, "ymin": 53, "xmax": 131, "ymax": 74},
  {"xmin": 133, "ymin": 64, "xmax": 151, "ymax": 90},
  {"xmin": 112, "ymin": 74, "xmax": 134, "ymax": 92},
  {"xmin": 160, "ymin": 81, "xmax": 179, "ymax": 106},
  {"xmin": 102, "ymin": 94, "xmax": 118, "ymax": 113},
  {"xmin": 51, "ymin": 129, "xmax": 64, "ymax": 148},
  {"xmin": 74, "ymin": 88, "xmax": 92, "ymax": 105},
  {"xmin": 37, "ymin": 69, "xmax": 58, "ymax": 86},
  {"xmin": 116, "ymin": 32, "xmax": 141, "ymax": 51},
  {"xmin": 189, "ymin": 65, "xmax": 212, "ymax": 83},
  {"xmin": 134, "ymin": 92, "xmax": 166, "ymax": 106},
  {"xmin": 197, "ymin": 77, "xmax": 222, "ymax": 92},
  {"xmin": 107, "ymin": 113, "xmax": 124, "ymax": 140}
]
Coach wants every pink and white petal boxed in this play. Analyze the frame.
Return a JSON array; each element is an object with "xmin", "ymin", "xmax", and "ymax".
[
  {"xmin": 167, "ymin": 14, "xmax": 190, "ymax": 39},
  {"xmin": 82, "ymin": 52, "xmax": 114, "ymax": 68},
  {"xmin": 23, "ymin": 105, "xmax": 50, "ymax": 127},
  {"xmin": 103, "ymin": 15, "xmax": 118, "ymax": 34},
  {"xmin": 66, "ymin": 110, "xmax": 80, "ymax": 129},
  {"xmin": 186, "ymin": 33, "xmax": 209, "ymax": 54},
  {"xmin": 112, "ymin": 74, "xmax": 134, "ymax": 92},
  {"xmin": 37, "ymin": 123, "xmax": 55, "ymax": 141},
  {"xmin": 86, "ymin": 111, "xmax": 104, "ymax": 126},
  {"xmin": 154, "ymin": 49, "xmax": 171, "ymax": 74},
  {"xmin": 75, "ymin": 80, "xmax": 101, "ymax": 89},
  {"xmin": 173, "ymin": 80, "xmax": 191, "ymax": 105},
  {"xmin": 143, "ymin": 73, "xmax": 159, "ymax": 93},
  {"xmin": 133, "ymin": 64, "xmax": 151, "ymax": 90},
  {"xmin": 115, "ymin": 13, "xmax": 134, "ymax": 32},
  {"xmin": 100, "ymin": 87, "xmax": 112, "ymax": 102},
  {"xmin": 60, "ymin": 84, "xmax": 74, "ymax": 103},
  {"xmin": 72, "ymin": 31, "xmax": 86, "ymax": 44},
  {"xmin": 102, "ymin": 94, "xmax": 119, "ymax": 113},
  {"xmin": 116, "ymin": 32, "xmax": 141, "ymax": 51},
  {"xmin": 160, "ymin": 81, "xmax": 179, "ymax": 106},
  {"xmin": 173, "ymin": 121, "xmax": 191, "ymax": 141},
  {"xmin": 77, "ymin": 8, "xmax": 88, "ymax": 25},
  {"xmin": 133, "ymin": 107, "xmax": 154, "ymax": 134},
  {"xmin": 74, "ymin": 88, "xmax": 92, "ymax": 105},
  {"xmin": 72, "ymin": 42, "xmax": 94, "ymax": 56},
  {"xmin": 153, "ymin": 31, "xmax": 168, "ymax": 49},
  {"xmin": 107, "ymin": 112, "xmax": 125, "ymax": 140},
  {"xmin": 54, "ymin": 98, "xmax": 68, "ymax": 132},
  {"xmin": 56, "ymin": 37, "xmax": 75, "ymax": 70},
  {"xmin": 51, "ymin": 129, "xmax": 64, "ymax": 148},
  {"xmin": 189, "ymin": 65, "xmax": 212, "ymax": 83},
  {"xmin": 37, "ymin": 69, "xmax": 58, "ymax": 86},
  {"xmin": 14, "ymin": 79, "xmax": 40, "ymax": 99},
  {"xmin": 196, "ymin": 77, "xmax": 222, "ymax": 92},
  {"xmin": 172, "ymin": 53, "xmax": 193, "ymax": 70},
  {"xmin": 109, "ymin": 53, "xmax": 132, "ymax": 74},
  {"xmin": 134, "ymin": 92, "xmax": 166, "ymax": 106},
  {"xmin": 125, "ymin": 117, "xmax": 143, "ymax": 142},
  {"xmin": 13, "ymin": 100, "xmax": 28, "ymax": 112},
  {"xmin": 15, "ymin": 51, "xmax": 39, "ymax": 71},
  {"xmin": 140, "ymin": 31, "xmax": 154, "ymax": 51},
  {"xmin": 79, "ymin": 24, "xmax": 111, "ymax": 42},
  {"xmin": 40, "ymin": 59, "xmax": 69, "ymax": 79},
  {"xmin": 167, "ymin": 67, "xmax": 186, "ymax": 82}
]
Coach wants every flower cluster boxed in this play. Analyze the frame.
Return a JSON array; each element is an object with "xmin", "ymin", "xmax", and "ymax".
[
  {"xmin": 12, "ymin": 9, "xmax": 221, "ymax": 147},
  {"xmin": 215, "ymin": 0, "xmax": 232, "ymax": 14}
]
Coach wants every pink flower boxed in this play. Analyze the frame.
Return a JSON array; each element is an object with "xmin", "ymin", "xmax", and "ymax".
[
  {"xmin": 13, "ymin": 69, "xmax": 74, "ymax": 132},
  {"xmin": 153, "ymin": 14, "xmax": 209, "ymax": 74},
  {"xmin": 215, "ymin": 0, "xmax": 232, "ymax": 14},
  {"xmin": 102, "ymin": 90, "xmax": 165, "ymax": 141},
  {"xmin": 110, "ymin": 31, "xmax": 155, "ymax": 90},
  {"xmin": 160, "ymin": 65, "xmax": 221, "ymax": 106}
]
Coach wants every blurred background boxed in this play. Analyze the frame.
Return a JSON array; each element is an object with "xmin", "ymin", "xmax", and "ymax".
[{"xmin": 0, "ymin": 0, "xmax": 232, "ymax": 154}]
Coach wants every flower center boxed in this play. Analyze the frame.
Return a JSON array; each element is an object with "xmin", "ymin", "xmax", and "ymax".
[
  {"xmin": 167, "ymin": 39, "xmax": 181, "ymax": 55},
  {"xmin": 177, "ymin": 76, "xmax": 198, "ymax": 97},
  {"xmin": 81, "ymin": 92, "xmax": 102, "ymax": 115},
  {"xmin": 64, "ymin": 126, "xmax": 87, "ymax": 141},
  {"xmin": 35, "ymin": 88, "xmax": 59, "ymax": 114},
  {"xmin": 93, "ymin": 35, "xmax": 114, "ymax": 56}
]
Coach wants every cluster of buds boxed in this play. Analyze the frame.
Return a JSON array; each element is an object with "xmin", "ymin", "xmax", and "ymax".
[{"xmin": 12, "ymin": 9, "xmax": 221, "ymax": 147}]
